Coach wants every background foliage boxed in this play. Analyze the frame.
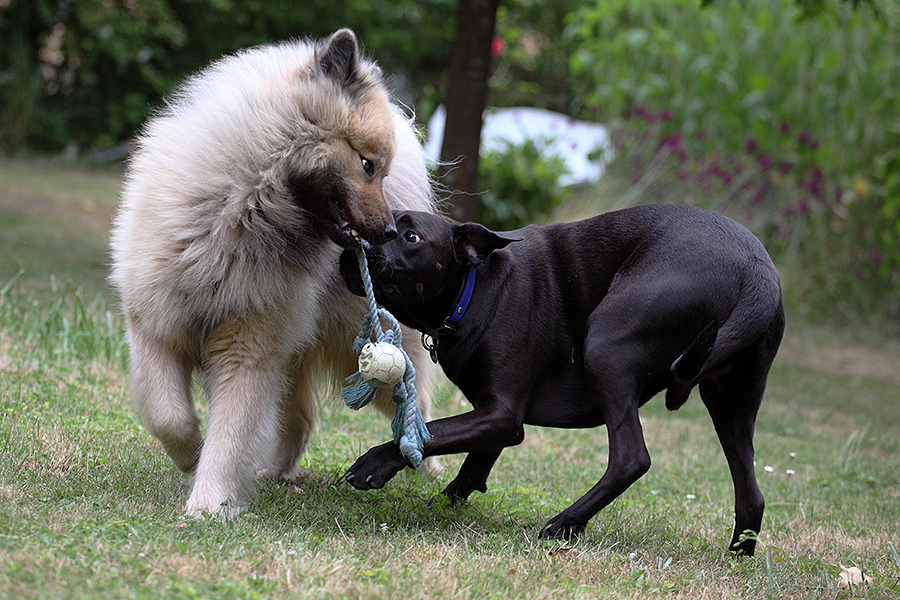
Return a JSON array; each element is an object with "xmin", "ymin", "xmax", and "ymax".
[
  {"xmin": 0, "ymin": 0, "xmax": 455, "ymax": 152},
  {"xmin": 477, "ymin": 138, "xmax": 571, "ymax": 230},
  {"xmin": 491, "ymin": 0, "xmax": 899, "ymax": 327}
]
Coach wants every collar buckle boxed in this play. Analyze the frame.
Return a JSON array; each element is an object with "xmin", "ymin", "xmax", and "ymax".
[{"xmin": 424, "ymin": 319, "xmax": 458, "ymax": 339}]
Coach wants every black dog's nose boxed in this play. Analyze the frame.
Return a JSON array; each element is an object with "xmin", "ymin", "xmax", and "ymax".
[{"xmin": 383, "ymin": 219, "xmax": 398, "ymax": 241}]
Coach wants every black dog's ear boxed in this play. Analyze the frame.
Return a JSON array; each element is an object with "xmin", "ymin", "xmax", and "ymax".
[{"xmin": 452, "ymin": 222, "xmax": 519, "ymax": 266}]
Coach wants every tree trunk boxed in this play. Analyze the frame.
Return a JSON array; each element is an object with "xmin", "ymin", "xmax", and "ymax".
[{"xmin": 438, "ymin": 0, "xmax": 500, "ymax": 222}]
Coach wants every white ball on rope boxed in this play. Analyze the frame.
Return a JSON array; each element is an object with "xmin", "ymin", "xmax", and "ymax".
[{"xmin": 358, "ymin": 342, "xmax": 406, "ymax": 387}]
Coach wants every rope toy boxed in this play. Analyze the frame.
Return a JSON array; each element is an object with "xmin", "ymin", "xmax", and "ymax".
[{"xmin": 342, "ymin": 243, "xmax": 431, "ymax": 467}]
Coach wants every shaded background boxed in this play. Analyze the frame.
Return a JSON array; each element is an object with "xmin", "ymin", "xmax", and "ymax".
[{"xmin": 1, "ymin": 0, "xmax": 898, "ymax": 330}]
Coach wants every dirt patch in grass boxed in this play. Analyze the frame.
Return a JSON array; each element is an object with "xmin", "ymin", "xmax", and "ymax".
[
  {"xmin": 0, "ymin": 188, "xmax": 116, "ymax": 238},
  {"xmin": 778, "ymin": 333, "xmax": 900, "ymax": 387}
]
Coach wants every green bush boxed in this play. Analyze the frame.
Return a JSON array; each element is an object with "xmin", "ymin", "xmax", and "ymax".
[
  {"xmin": 477, "ymin": 138, "xmax": 571, "ymax": 230},
  {"xmin": 562, "ymin": 0, "xmax": 900, "ymax": 326}
]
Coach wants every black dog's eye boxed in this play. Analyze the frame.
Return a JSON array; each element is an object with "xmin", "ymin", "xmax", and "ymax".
[
  {"xmin": 360, "ymin": 156, "xmax": 376, "ymax": 177},
  {"xmin": 404, "ymin": 230, "xmax": 421, "ymax": 243}
]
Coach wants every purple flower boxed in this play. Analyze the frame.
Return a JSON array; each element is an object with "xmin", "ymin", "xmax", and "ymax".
[
  {"xmin": 780, "ymin": 121, "xmax": 791, "ymax": 134},
  {"xmin": 657, "ymin": 133, "xmax": 686, "ymax": 161},
  {"xmin": 798, "ymin": 129, "xmax": 812, "ymax": 146},
  {"xmin": 712, "ymin": 165, "xmax": 733, "ymax": 185},
  {"xmin": 778, "ymin": 161, "xmax": 792, "ymax": 175},
  {"xmin": 659, "ymin": 108, "xmax": 674, "ymax": 121},
  {"xmin": 869, "ymin": 245, "xmax": 883, "ymax": 267},
  {"xmin": 758, "ymin": 155, "xmax": 772, "ymax": 170},
  {"xmin": 635, "ymin": 105, "xmax": 656, "ymax": 123},
  {"xmin": 744, "ymin": 137, "xmax": 758, "ymax": 154},
  {"xmin": 810, "ymin": 179, "xmax": 823, "ymax": 196}
]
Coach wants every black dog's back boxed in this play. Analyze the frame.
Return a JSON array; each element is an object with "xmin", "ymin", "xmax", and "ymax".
[
  {"xmin": 591, "ymin": 205, "xmax": 782, "ymax": 374},
  {"xmin": 499, "ymin": 204, "xmax": 782, "ymax": 381}
]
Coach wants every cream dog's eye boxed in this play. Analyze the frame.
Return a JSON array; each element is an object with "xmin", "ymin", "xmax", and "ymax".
[
  {"xmin": 360, "ymin": 156, "xmax": 375, "ymax": 177},
  {"xmin": 404, "ymin": 230, "xmax": 421, "ymax": 243}
]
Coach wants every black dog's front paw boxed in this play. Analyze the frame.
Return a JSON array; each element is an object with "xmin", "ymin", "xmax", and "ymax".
[
  {"xmin": 540, "ymin": 512, "xmax": 586, "ymax": 541},
  {"xmin": 344, "ymin": 442, "xmax": 409, "ymax": 491}
]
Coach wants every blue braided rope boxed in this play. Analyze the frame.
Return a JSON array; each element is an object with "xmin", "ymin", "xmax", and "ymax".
[{"xmin": 341, "ymin": 244, "xmax": 431, "ymax": 466}]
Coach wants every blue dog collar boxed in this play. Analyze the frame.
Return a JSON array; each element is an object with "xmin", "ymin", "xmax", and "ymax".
[
  {"xmin": 446, "ymin": 266, "xmax": 476, "ymax": 328},
  {"xmin": 423, "ymin": 266, "xmax": 476, "ymax": 341}
]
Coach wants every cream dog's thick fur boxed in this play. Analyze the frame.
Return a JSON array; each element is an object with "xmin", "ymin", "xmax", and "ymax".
[{"xmin": 109, "ymin": 30, "xmax": 437, "ymax": 517}]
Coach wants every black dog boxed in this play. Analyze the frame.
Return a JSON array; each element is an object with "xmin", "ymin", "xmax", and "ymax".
[{"xmin": 340, "ymin": 204, "xmax": 784, "ymax": 556}]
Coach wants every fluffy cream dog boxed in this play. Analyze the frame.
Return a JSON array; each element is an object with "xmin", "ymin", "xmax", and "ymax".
[{"xmin": 110, "ymin": 29, "xmax": 437, "ymax": 517}]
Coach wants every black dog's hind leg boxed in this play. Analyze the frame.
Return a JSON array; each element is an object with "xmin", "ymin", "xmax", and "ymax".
[
  {"xmin": 442, "ymin": 450, "xmax": 503, "ymax": 504},
  {"xmin": 698, "ymin": 352, "xmax": 771, "ymax": 557}
]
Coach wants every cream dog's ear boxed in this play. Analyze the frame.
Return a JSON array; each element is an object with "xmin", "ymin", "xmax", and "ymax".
[{"xmin": 316, "ymin": 28, "xmax": 360, "ymax": 84}]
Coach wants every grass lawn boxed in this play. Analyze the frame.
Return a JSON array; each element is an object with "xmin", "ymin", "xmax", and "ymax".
[{"xmin": 1, "ymin": 159, "xmax": 898, "ymax": 598}]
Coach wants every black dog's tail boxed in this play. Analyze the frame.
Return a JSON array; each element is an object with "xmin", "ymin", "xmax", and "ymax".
[
  {"xmin": 673, "ymin": 320, "xmax": 719, "ymax": 381},
  {"xmin": 666, "ymin": 320, "xmax": 718, "ymax": 411}
]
